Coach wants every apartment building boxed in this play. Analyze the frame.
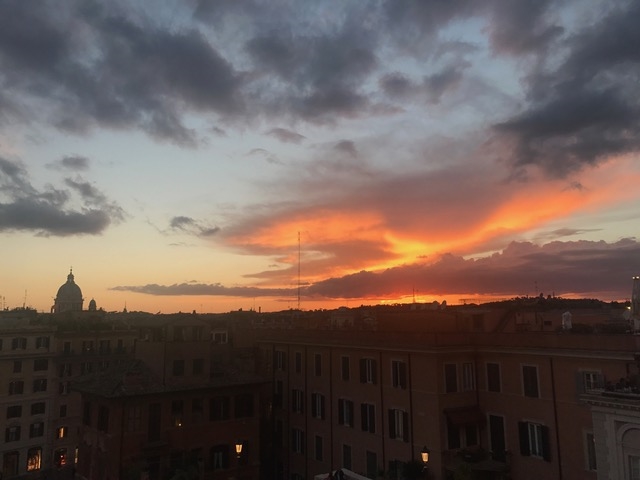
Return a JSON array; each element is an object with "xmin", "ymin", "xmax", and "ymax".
[
  {"xmin": 73, "ymin": 314, "xmax": 269, "ymax": 480},
  {"xmin": 258, "ymin": 305, "xmax": 640, "ymax": 480},
  {"xmin": 1, "ymin": 310, "xmax": 56, "ymax": 479}
]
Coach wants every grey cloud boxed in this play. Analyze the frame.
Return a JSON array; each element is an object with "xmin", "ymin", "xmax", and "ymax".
[
  {"xmin": 494, "ymin": 1, "xmax": 640, "ymax": 176},
  {"xmin": 168, "ymin": 215, "xmax": 219, "ymax": 237},
  {"xmin": 110, "ymin": 239, "xmax": 639, "ymax": 301},
  {"xmin": 334, "ymin": 140, "xmax": 358, "ymax": 158},
  {"xmin": 267, "ymin": 128, "xmax": 306, "ymax": 144},
  {"xmin": 60, "ymin": 156, "xmax": 90, "ymax": 171},
  {"xmin": 0, "ymin": 156, "xmax": 123, "ymax": 236},
  {"xmin": 380, "ymin": 64, "xmax": 467, "ymax": 104},
  {"xmin": 110, "ymin": 282, "xmax": 293, "ymax": 297}
]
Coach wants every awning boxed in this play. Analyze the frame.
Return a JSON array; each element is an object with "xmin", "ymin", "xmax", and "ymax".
[{"xmin": 444, "ymin": 406, "xmax": 486, "ymax": 426}]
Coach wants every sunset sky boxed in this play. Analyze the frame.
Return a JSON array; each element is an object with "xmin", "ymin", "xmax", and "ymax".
[{"xmin": 1, "ymin": 0, "xmax": 639, "ymax": 314}]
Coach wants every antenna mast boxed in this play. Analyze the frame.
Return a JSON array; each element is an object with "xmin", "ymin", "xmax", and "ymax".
[{"xmin": 297, "ymin": 231, "xmax": 301, "ymax": 310}]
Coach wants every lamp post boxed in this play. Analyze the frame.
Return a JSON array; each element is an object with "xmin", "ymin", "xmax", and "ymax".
[
  {"xmin": 235, "ymin": 441, "xmax": 243, "ymax": 479},
  {"xmin": 421, "ymin": 446, "xmax": 430, "ymax": 477}
]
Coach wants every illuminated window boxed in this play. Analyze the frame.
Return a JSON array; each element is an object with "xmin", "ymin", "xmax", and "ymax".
[
  {"xmin": 26, "ymin": 447, "xmax": 41, "ymax": 471},
  {"xmin": 54, "ymin": 449, "xmax": 67, "ymax": 468},
  {"xmin": 57, "ymin": 426, "xmax": 68, "ymax": 439}
]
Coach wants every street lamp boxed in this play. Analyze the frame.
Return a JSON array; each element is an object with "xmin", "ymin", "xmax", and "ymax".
[
  {"xmin": 235, "ymin": 441, "xmax": 243, "ymax": 458},
  {"xmin": 421, "ymin": 446, "xmax": 430, "ymax": 470}
]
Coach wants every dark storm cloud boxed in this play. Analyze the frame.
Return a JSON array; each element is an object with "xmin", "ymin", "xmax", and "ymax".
[
  {"xmin": 267, "ymin": 128, "xmax": 306, "ymax": 144},
  {"xmin": 486, "ymin": 0, "xmax": 563, "ymax": 55},
  {"xmin": 0, "ymin": 1, "xmax": 242, "ymax": 146},
  {"xmin": 380, "ymin": 64, "xmax": 467, "ymax": 104},
  {"xmin": 494, "ymin": 1, "xmax": 640, "ymax": 176},
  {"xmin": 0, "ymin": 156, "xmax": 123, "ymax": 236}
]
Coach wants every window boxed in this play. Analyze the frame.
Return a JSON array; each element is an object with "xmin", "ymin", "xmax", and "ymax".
[
  {"xmin": 343, "ymin": 444, "xmax": 352, "ymax": 470},
  {"xmin": 53, "ymin": 449, "xmax": 67, "ymax": 468},
  {"xmin": 315, "ymin": 435, "xmax": 324, "ymax": 461},
  {"xmin": 3, "ymin": 451, "xmax": 19, "ymax": 476},
  {"xmin": 311, "ymin": 393, "xmax": 325, "ymax": 420},
  {"xmin": 80, "ymin": 362, "xmax": 92, "ymax": 375},
  {"xmin": 462, "ymin": 363, "xmax": 475, "ymax": 391},
  {"xmin": 366, "ymin": 451, "xmax": 378, "ymax": 480},
  {"xmin": 12, "ymin": 337, "xmax": 27, "ymax": 350},
  {"xmin": 445, "ymin": 364, "xmax": 458, "ymax": 393},
  {"xmin": 83, "ymin": 402, "xmax": 92, "ymax": 426},
  {"xmin": 314, "ymin": 353, "xmax": 322, "ymax": 376},
  {"xmin": 522, "ymin": 365, "xmax": 540, "ymax": 398},
  {"xmin": 447, "ymin": 422, "xmax": 461, "ymax": 450},
  {"xmin": 465, "ymin": 424, "xmax": 478, "ymax": 446},
  {"xmin": 389, "ymin": 409, "xmax": 408, "ymax": 441},
  {"xmin": 629, "ymin": 455, "xmax": 640, "ymax": 480},
  {"xmin": 31, "ymin": 402, "xmax": 45, "ymax": 415},
  {"xmin": 487, "ymin": 363, "xmax": 501, "ymax": 392},
  {"xmin": 585, "ymin": 432, "xmax": 597, "ymax": 471},
  {"xmin": 392, "ymin": 360, "xmax": 407, "ymax": 389},
  {"xmin": 59, "ymin": 381, "xmax": 70, "ymax": 395},
  {"xmin": 489, "ymin": 415, "xmax": 506, "ymax": 462},
  {"xmin": 234, "ymin": 393, "xmax": 254, "ymax": 418},
  {"xmin": 126, "ymin": 406, "xmax": 142, "ymax": 432},
  {"xmin": 27, "ymin": 447, "xmax": 42, "ymax": 471},
  {"xmin": 7, "ymin": 405, "xmax": 21, "ymax": 418},
  {"xmin": 211, "ymin": 331, "xmax": 228, "ymax": 344},
  {"xmin": 274, "ymin": 380, "xmax": 283, "ymax": 408},
  {"xmin": 57, "ymin": 426, "xmax": 68, "ymax": 439},
  {"xmin": 276, "ymin": 350, "xmax": 286, "ymax": 371},
  {"xmin": 519, "ymin": 422, "xmax": 551, "ymax": 460},
  {"xmin": 173, "ymin": 326, "xmax": 186, "ymax": 342},
  {"xmin": 97, "ymin": 406, "xmax": 109, "ymax": 432},
  {"xmin": 172, "ymin": 360, "xmax": 185, "ymax": 376},
  {"xmin": 192, "ymin": 326, "xmax": 203, "ymax": 341},
  {"xmin": 9, "ymin": 380, "xmax": 24, "ymax": 395},
  {"xmin": 341, "ymin": 356, "xmax": 350, "ymax": 381},
  {"xmin": 36, "ymin": 336, "xmax": 50, "ymax": 349},
  {"xmin": 82, "ymin": 340, "xmax": 94, "ymax": 352},
  {"xmin": 292, "ymin": 428, "xmax": 305, "ymax": 454},
  {"xmin": 338, "ymin": 399, "xmax": 354, "ymax": 427},
  {"xmin": 13, "ymin": 360, "xmax": 22, "ymax": 373},
  {"xmin": 210, "ymin": 396, "xmax": 230, "ymax": 421},
  {"xmin": 211, "ymin": 445, "xmax": 229, "ymax": 469},
  {"xmin": 582, "ymin": 372, "xmax": 602, "ymax": 392},
  {"xmin": 33, "ymin": 379, "xmax": 47, "ymax": 392},
  {"xmin": 192, "ymin": 358, "xmax": 204, "ymax": 375},
  {"xmin": 99, "ymin": 339, "xmax": 110, "ymax": 353},
  {"xmin": 117, "ymin": 339, "xmax": 124, "ymax": 351},
  {"xmin": 171, "ymin": 400, "xmax": 184, "ymax": 427},
  {"xmin": 60, "ymin": 405, "xmax": 67, "ymax": 418},
  {"xmin": 5, "ymin": 426, "xmax": 21, "ymax": 442},
  {"xmin": 34, "ymin": 359, "xmax": 48, "ymax": 371},
  {"xmin": 292, "ymin": 389, "xmax": 304, "ymax": 414},
  {"xmin": 360, "ymin": 358, "xmax": 377, "ymax": 384},
  {"xmin": 361, "ymin": 403, "xmax": 376, "ymax": 433},
  {"xmin": 192, "ymin": 398, "xmax": 204, "ymax": 422},
  {"xmin": 59, "ymin": 363, "xmax": 72, "ymax": 377},
  {"xmin": 295, "ymin": 352, "xmax": 302, "ymax": 374}
]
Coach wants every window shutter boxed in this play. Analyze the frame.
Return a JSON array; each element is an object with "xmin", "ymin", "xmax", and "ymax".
[
  {"xmin": 388, "ymin": 409, "xmax": 395, "ymax": 439},
  {"xmin": 518, "ymin": 422, "xmax": 530, "ymax": 456},
  {"xmin": 541, "ymin": 426, "xmax": 552, "ymax": 461},
  {"xmin": 403, "ymin": 411, "xmax": 409, "ymax": 442},
  {"xmin": 320, "ymin": 395, "xmax": 325, "ymax": 420},
  {"xmin": 361, "ymin": 404, "xmax": 367, "ymax": 430},
  {"xmin": 369, "ymin": 405, "xmax": 376, "ymax": 433},
  {"xmin": 339, "ymin": 399, "xmax": 345, "ymax": 424},
  {"xmin": 360, "ymin": 359, "xmax": 366, "ymax": 383},
  {"xmin": 400, "ymin": 362, "xmax": 407, "ymax": 389},
  {"xmin": 372, "ymin": 360, "xmax": 378, "ymax": 385},
  {"xmin": 575, "ymin": 372, "xmax": 585, "ymax": 394}
]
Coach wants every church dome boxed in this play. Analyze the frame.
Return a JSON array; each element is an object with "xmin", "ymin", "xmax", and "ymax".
[{"xmin": 53, "ymin": 269, "xmax": 84, "ymax": 313}]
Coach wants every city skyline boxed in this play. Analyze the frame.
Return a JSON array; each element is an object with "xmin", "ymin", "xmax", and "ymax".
[{"xmin": 1, "ymin": 1, "xmax": 639, "ymax": 313}]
